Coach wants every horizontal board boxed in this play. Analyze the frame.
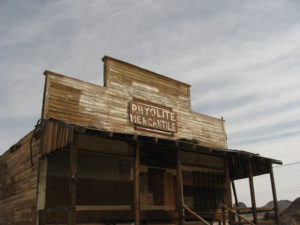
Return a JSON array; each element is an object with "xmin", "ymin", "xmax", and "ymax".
[
  {"xmin": 0, "ymin": 130, "xmax": 41, "ymax": 224},
  {"xmin": 43, "ymin": 57, "xmax": 227, "ymax": 149}
]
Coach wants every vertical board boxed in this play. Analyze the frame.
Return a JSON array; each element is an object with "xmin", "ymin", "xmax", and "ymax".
[{"xmin": 42, "ymin": 57, "xmax": 228, "ymax": 149}]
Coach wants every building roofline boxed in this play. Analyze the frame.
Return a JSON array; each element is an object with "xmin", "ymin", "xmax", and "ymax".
[{"xmin": 102, "ymin": 55, "xmax": 191, "ymax": 88}]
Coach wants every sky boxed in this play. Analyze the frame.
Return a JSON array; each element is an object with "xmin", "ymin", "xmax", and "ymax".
[{"xmin": 0, "ymin": 0, "xmax": 300, "ymax": 206}]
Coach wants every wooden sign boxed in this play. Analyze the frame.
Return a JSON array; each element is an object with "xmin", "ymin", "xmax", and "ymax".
[{"xmin": 129, "ymin": 99, "xmax": 178, "ymax": 135}]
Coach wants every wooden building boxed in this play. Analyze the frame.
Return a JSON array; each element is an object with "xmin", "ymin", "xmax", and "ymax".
[{"xmin": 0, "ymin": 56, "xmax": 281, "ymax": 225}]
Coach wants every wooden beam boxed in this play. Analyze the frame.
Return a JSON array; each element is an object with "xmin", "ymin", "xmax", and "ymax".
[
  {"xmin": 270, "ymin": 165, "xmax": 279, "ymax": 225},
  {"xmin": 225, "ymin": 157, "xmax": 234, "ymax": 224},
  {"xmin": 176, "ymin": 148, "xmax": 184, "ymax": 225},
  {"xmin": 222, "ymin": 205, "xmax": 255, "ymax": 225},
  {"xmin": 221, "ymin": 206, "xmax": 226, "ymax": 225},
  {"xmin": 231, "ymin": 180, "xmax": 238, "ymax": 207},
  {"xmin": 68, "ymin": 132, "xmax": 79, "ymax": 225},
  {"xmin": 37, "ymin": 158, "xmax": 48, "ymax": 219},
  {"xmin": 134, "ymin": 142, "xmax": 141, "ymax": 225},
  {"xmin": 140, "ymin": 205, "xmax": 176, "ymax": 211},
  {"xmin": 248, "ymin": 160, "xmax": 258, "ymax": 224},
  {"xmin": 183, "ymin": 204, "xmax": 211, "ymax": 225},
  {"xmin": 182, "ymin": 165, "xmax": 224, "ymax": 173},
  {"xmin": 232, "ymin": 180, "xmax": 242, "ymax": 223},
  {"xmin": 233, "ymin": 207, "xmax": 274, "ymax": 211},
  {"xmin": 76, "ymin": 205, "xmax": 131, "ymax": 211}
]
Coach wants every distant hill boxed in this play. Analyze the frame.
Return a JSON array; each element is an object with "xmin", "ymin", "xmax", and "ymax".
[
  {"xmin": 279, "ymin": 197, "xmax": 300, "ymax": 225},
  {"xmin": 264, "ymin": 200, "xmax": 292, "ymax": 220},
  {"xmin": 265, "ymin": 200, "xmax": 292, "ymax": 213},
  {"xmin": 234, "ymin": 202, "xmax": 247, "ymax": 208}
]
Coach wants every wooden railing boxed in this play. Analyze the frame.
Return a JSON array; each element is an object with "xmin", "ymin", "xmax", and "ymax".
[
  {"xmin": 183, "ymin": 204, "xmax": 211, "ymax": 225},
  {"xmin": 222, "ymin": 204, "xmax": 255, "ymax": 225}
]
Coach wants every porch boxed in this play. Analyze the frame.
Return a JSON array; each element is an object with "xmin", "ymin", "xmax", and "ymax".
[{"xmin": 37, "ymin": 120, "xmax": 281, "ymax": 225}]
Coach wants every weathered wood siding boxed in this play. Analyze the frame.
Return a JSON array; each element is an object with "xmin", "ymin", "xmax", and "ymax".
[
  {"xmin": 42, "ymin": 56, "xmax": 227, "ymax": 149},
  {"xmin": 41, "ymin": 120, "xmax": 73, "ymax": 155},
  {"xmin": 0, "ymin": 131, "xmax": 41, "ymax": 224}
]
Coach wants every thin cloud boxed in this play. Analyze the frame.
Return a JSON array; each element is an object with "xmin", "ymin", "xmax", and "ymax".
[{"xmin": 0, "ymin": 1, "xmax": 300, "ymax": 204}]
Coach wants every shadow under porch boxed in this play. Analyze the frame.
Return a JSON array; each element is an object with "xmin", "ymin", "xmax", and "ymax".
[{"xmin": 36, "ymin": 120, "xmax": 281, "ymax": 225}]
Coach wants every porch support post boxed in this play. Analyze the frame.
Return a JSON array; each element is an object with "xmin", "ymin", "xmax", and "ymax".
[
  {"xmin": 37, "ymin": 157, "xmax": 48, "ymax": 225},
  {"xmin": 134, "ymin": 142, "xmax": 141, "ymax": 225},
  {"xmin": 69, "ymin": 131, "xmax": 78, "ymax": 225},
  {"xmin": 270, "ymin": 164, "xmax": 279, "ymax": 225},
  {"xmin": 225, "ymin": 156, "xmax": 234, "ymax": 224},
  {"xmin": 248, "ymin": 160, "xmax": 258, "ymax": 225},
  {"xmin": 232, "ymin": 180, "xmax": 241, "ymax": 222},
  {"xmin": 176, "ymin": 147, "xmax": 184, "ymax": 225},
  {"xmin": 221, "ymin": 206, "xmax": 226, "ymax": 225}
]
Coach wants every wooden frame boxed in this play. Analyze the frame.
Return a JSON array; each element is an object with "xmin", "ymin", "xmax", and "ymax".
[
  {"xmin": 248, "ymin": 160, "xmax": 258, "ymax": 225},
  {"xmin": 134, "ymin": 142, "xmax": 141, "ymax": 225},
  {"xmin": 176, "ymin": 147, "xmax": 184, "ymax": 225},
  {"xmin": 270, "ymin": 165, "xmax": 279, "ymax": 225},
  {"xmin": 68, "ymin": 132, "xmax": 78, "ymax": 225},
  {"xmin": 36, "ymin": 158, "xmax": 48, "ymax": 225},
  {"xmin": 225, "ymin": 157, "xmax": 234, "ymax": 224}
]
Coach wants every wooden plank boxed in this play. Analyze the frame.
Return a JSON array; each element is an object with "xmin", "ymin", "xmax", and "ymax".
[
  {"xmin": 0, "ymin": 131, "xmax": 41, "ymax": 224},
  {"xmin": 248, "ymin": 161, "xmax": 258, "ymax": 225},
  {"xmin": 68, "ymin": 132, "xmax": 78, "ymax": 225},
  {"xmin": 233, "ymin": 207, "xmax": 273, "ymax": 211},
  {"xmin": 232, "ymin": 180, "xmax": 242, "ymax": 223},
  {"xmin": 183, "ymin": 204, "xmax": 210, "ymax": 225},
  {"xmin": 140, "ymin": 205, "xmax": 176, "ymax": 211},
  {"xmin": 270, "ymin": 165, "xmax": 279, "ymax": 225},
  {"xmin": 222, "ymin": 204, "xmax": 255, "ymax": 225},
  {"xmin": 134, "ymin": 142, "xmax": 140, "ymax": 225},
  {"xmin": 75, "ymin": 205, "xmax": 131, "ymax": 211},
  {"xmin": 182, "ymin": 165, "xmax": 224, "ymax": 173},
  {"xmin": 37, "ymin": 158, "xmax": 48, "ymax": 211},
  {"xmin": 163, "ymin": 172, "xmax": 176, "ymax": 205},
  {"xmin": 42, "ymin": 65, "xmax": 228, "ymax": 149},
  {"xmin": 225, "ymin": 157, "xmax": 234, "ymax": 224},
  {"xmin": 41, "ymin": 72, "xmax": 50, "ymax": 119},
  {"xmin": 176, "ymin": 148, "xmax": 184, "ymax": 225}
]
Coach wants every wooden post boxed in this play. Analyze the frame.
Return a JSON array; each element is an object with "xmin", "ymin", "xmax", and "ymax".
[
  {"xmin": 232, "ymin": 180, "xmax": 241, "ymax": 222},
  {"xmin": 69, "ymin": 131, "xmax": 78, "ymax": 225},
  {"xmin": 37, "ymin": 158, "xmax": 48, "ymax": 225},
  {"xmin": 221, "ymin": 206, "xmax": 226, "ymax": 225},
  {"xmin": 248, "ymin": 160, "xmax": 258, "ymax": 225},
  {"xmin": 176, "ymin": 147, "xmax": 184, "ymax": 225},
  {"xmin": 134, "ymin": 142, "xmax": 141, "ymax": 225},
  {"xmin": 270, "ymin": 164, "xmax": 279, "ymax": 225},
  {"xmin": 225, "ymin": 156, "xmax": 234, "ymax": 224}
]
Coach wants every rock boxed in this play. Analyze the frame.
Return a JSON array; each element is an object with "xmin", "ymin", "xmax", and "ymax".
[{"xmin": 279, "ymin": 197, "xmax": 300, "ymax": 225}]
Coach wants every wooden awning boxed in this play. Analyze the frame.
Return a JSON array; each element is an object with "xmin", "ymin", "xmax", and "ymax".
[{"xmin": 40, "ymin": 119, "xmax": 282, "ymax": 179}]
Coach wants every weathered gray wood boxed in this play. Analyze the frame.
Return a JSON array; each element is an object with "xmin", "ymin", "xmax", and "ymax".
[
  {"xmin": 225, "ymin": 157, "xmax": 234, "ymax": 224},
  {"xmin": 42, "ymin": 56, "xmax": 228, "ymax": 149},
  {"xmin": 270, "ymin": 165, "xmax": 279, "ymax": 225},
  {"xmin": 183, "ymin": 204, "xmax": 210, "ymax": 225},
  {"xmin": 176, "ymin": 148, "xmax": 184, "ymax": 225},
  {"xmin": 68, "ymin": 132, "xmax": 78, "ymax": 225},
  {"xmin": 0, "ymin": 130, "xmax": 41, "ymax": 224},
  {"xmin": 37, "ymin": 158, "xmax": 48, "ymax": 225},
  {"xmin": 37, "ymin": 158, "xmax": 48, "ymax": 211},
  {"xmin": 222, "ymin": 205, "xmax": 255, "ymax": 225},
  {"xmin": 222, "ymin": 206, "xmax": 226, "ymax": 225},
  {"xmin": 76, "ymin": 205, "xmax": 131, "ymax": 211},
  {"xmin": 134, "ymin": 142, "xmax": 140, "ymax": 225},
  {"xmin": 232, "ymin": 180, "xmax": 242, "ymax": 223},
  {"xmin": 248, "ymin": 161, "xmax": 257, "ymax": 225}
]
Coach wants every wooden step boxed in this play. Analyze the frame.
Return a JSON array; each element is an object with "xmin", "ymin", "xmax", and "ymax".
[
  {"xmin": 233, "ymin": 220, "xmax": 275, "ymax": 225},
  {"xmin": 184, "ymin": 222, "xmax": 211, "ymax": 225}
]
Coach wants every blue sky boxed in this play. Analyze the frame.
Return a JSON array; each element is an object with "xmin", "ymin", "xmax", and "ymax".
[{"xmin": 1, "ymin": 0, "xmax": 300, "ymax": 206}]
